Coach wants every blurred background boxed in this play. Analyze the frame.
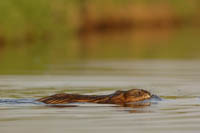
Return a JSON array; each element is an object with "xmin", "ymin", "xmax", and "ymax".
[
  {"xmin": 0, "ymin": 0, "xmax": 200, "ymax": 74},
  {"xmin": 2, "ymin": 2, "xmax": 200, "ymax": 132}
]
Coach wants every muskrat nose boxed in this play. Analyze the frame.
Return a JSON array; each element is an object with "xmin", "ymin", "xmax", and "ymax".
[{"xmin": 145, "ymin": 93, "xmax": 151, "ymax": 99}]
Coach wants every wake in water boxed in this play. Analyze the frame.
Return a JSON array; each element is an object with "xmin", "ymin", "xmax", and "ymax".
[{"xmin": 0, "ymin": 98, "xmax": 42, "ymax": 105}]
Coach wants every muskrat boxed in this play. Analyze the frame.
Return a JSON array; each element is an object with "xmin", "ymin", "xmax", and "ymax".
[{"xmin": 37, "ymin": 89, "xmax": 153, "ymax": 105}]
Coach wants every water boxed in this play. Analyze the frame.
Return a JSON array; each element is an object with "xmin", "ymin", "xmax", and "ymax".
[{"xmin": 0, "ymin": 60, "xmax": 200, "ymax": 133}]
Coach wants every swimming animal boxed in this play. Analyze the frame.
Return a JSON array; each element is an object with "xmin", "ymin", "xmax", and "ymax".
[{"xmin": 37, "ymin": 89, "xmax": 154, "ymax": 105}]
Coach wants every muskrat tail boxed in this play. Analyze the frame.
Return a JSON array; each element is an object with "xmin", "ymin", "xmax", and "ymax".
[{"xmin": 37, "ymin": 93, "xmax": 69, "ymax": 104}]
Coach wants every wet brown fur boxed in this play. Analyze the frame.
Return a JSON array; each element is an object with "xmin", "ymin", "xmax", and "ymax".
[{"xmin": 37, "ymin": 89, "xmax": 152, "ymax": 105}]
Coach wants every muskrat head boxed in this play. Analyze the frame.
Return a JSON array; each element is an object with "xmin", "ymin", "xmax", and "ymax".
[{"xmin": 124, "ymin": 89, "xmax": 152, "ymax": 103}]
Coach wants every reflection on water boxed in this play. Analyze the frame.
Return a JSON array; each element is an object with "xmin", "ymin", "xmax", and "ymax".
[
  {"xmin": 0, "ymin": 60, "xmax": 200, "ymax": 133},
  {"xmin": 0, "ymin": 28, "xmax": 200, "ymax": 75}
]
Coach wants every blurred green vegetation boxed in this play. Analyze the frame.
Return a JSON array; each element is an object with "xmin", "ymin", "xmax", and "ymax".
[
  {"xmin": 0, "ymin": 0, "xmax": 77, "ymax": 42},
  {"xmin": 0, "ymin": 0, "xmax": 199, "ymax": 42}
]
